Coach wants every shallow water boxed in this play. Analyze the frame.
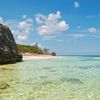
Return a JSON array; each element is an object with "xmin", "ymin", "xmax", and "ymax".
[{"xmin": 0, "ymin": 56, "xmax": 100, "ymax": 100}]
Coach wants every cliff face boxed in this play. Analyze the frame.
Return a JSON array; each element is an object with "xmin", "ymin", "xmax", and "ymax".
[{"xmin": 0, "ymin": 24, "xmax": 22, "ymax": 64}]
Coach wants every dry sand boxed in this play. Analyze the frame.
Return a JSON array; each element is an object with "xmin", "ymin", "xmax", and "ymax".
[{"xmin": 22, "ymin": 53, "xmax": 57, "ymax": 60}]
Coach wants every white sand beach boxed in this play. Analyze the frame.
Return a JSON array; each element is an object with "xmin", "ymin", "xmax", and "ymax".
[
  {"xmin": 23, "ymin": 56, "xmax": 57, "ymax": 60},
  {"xmin": 22, "ymin": 53, "xmax": 57, "ymax": 60}
]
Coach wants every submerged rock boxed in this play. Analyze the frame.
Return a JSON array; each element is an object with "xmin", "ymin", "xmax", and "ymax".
[
  {"xmin": 61, "ymin": 77, "xmax": 83, "ymax": 84},
  {"xmin": 0, "ymin": 83, "xmax": 9, "ymax": 89},
  {"xmin": 0, "ymin": 23, "xmax": 22, "ymax": 64}
]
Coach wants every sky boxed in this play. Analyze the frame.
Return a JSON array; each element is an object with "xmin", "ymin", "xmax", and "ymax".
[{"xmin": 0, "ymin": 0, "xmax": 100, "ymax": 55}]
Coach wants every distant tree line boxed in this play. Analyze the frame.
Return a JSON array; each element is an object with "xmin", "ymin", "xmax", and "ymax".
[{"xmin": 17, "ymin": 43, "xmax": 56, "ymax": 56}]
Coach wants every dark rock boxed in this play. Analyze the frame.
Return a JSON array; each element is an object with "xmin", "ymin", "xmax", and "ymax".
[
  {"xmin": 0, "ymin": 23, "xmax": 22, "ymax": 64},
  {"xmin": 61, "ymin": 77, "xmax": 83, "ymax": 84},
  {"xmin": 0, "ymin": 83, "xmax": 10, "ymax": 89},
  {"xmin": 51, "ymin": 52, "xmax": 56, "ymax": 56}
]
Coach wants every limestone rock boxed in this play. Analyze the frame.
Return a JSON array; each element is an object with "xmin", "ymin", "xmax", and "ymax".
[{"xmin": 0, "ymin": 23, "xmax": 22, "ymax": 64}]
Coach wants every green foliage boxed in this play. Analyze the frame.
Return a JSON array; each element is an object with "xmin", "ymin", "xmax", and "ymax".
[
  {"xmin": 17, "ymin": 43, "xmax": 56, "ymax": 56},
  {"xmin": 43, "ymin": 48, "xmax": 49, "ymax": 53},
  {"xmin": 17, "ymin": 44, "xmax": 47, "ymax": 54}
]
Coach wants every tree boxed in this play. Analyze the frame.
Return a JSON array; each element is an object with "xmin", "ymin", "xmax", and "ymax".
[{"xmin": 43, "ymin": 48, "xmax": 49, "ymax": 53}]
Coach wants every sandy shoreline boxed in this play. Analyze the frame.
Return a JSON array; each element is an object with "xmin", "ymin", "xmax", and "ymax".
[
  {"xmin": 22, "ymin": 53, "xmax": 57, "ymax": 60},
  {"xmin": 23, "ymin": 56, "xmax": 57, "ymax": 60}
]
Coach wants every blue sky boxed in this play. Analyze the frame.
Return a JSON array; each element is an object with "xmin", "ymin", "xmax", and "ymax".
[{"xmin": 0, "ymin": 0, "xmax": 100, "ymax": 55}]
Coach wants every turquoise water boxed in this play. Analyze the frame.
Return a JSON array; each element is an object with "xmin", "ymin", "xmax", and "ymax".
[{"xmin": 0, "ymin": 56, "xmax": 100, "ymax": 100}]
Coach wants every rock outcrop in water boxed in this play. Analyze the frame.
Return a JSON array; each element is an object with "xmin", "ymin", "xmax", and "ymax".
[{"xmin": 0, "ymin": 23, "xmax": 22, "ymax": 64}]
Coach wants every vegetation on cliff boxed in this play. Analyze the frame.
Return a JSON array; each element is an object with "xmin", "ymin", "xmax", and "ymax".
[{"xmin": 17, "ymin": 43, "xmax": 56, "ymax": 56}]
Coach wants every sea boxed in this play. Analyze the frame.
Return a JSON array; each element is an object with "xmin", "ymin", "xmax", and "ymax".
[{"xmin": 0, "ymin": 56, "xmax": 100, "ymax": 100}]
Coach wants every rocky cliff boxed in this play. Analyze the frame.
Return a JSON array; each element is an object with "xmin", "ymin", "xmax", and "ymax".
[{"xmin": 0, "ymin": 23, "xmax": 22, "ymax": 64}]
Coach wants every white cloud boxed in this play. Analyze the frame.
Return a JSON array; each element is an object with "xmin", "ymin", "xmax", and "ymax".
[
  {"xmin": 0, "ymin": 17, "xmax": 7, "ymax": 25},
  {"xmin": 12, "ymin": 16, "xmax": 34, "ymax": 42},
  {"xmin": 73, "ymin": 1, "xmax": 80, "ymax": 8},
  {"xmin": 17, "ymin": 35, "xmax": 28, "ymax": 41},
  {"xmin": 37, "ymin": 43, "xmax": 42, "ymax": 48},
  {"xmin": 68, "ymin": 34, "xmax": 85, "ymax": 38},
  {"xmin": 35, "ymin": 11, "xmax": 69, "ymax": 37},
  {"xmin": 22, "ymin": 15, "xmax": 28, "ymax": 19},
  {"xmin": 18, "ymin": 19, "xmax": 33, "ymax": 34},
  {"xmin": 0, "ymin": 17, "xmax": 4, "ymax": 23},
  {"xmin": 0, "ymin": 16, "xmax": 34, "ymax": 43},
  {"xmin": 88, "ymin": 27, "xmax": 97, "ymax": 33},
  {"xmin": 35, "ymin": 14, "xmax": 46, "ymax": 24}
]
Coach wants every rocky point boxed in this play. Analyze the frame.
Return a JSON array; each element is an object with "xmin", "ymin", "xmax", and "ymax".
[{"xmin": 0, "ymin": 23, "xmax": 22, "ymax": 64}]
